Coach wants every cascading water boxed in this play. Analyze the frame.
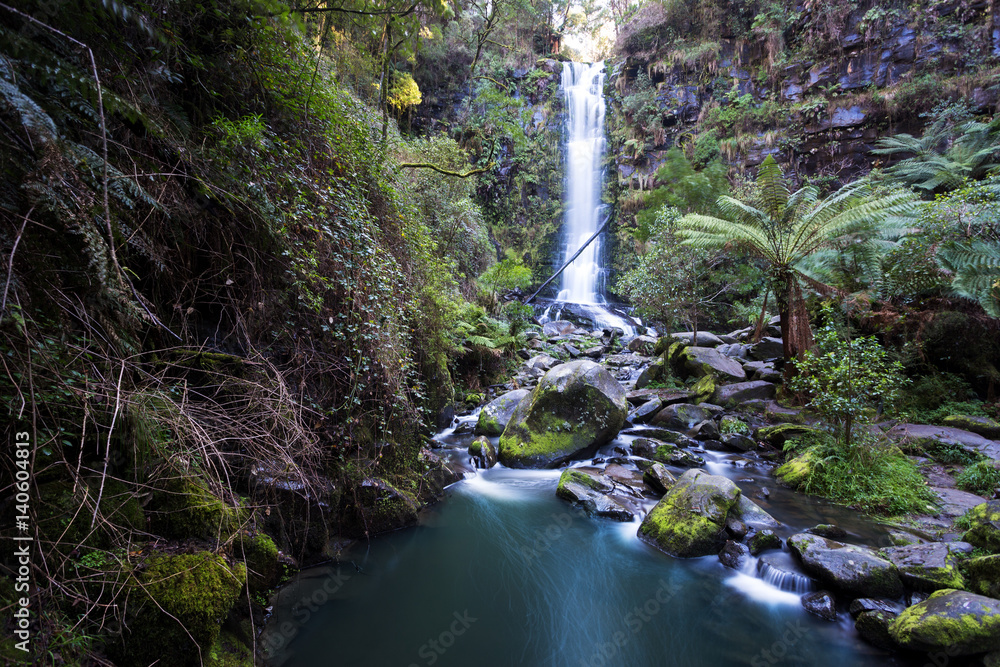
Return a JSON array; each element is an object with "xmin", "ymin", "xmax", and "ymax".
[
  {"xmin": 557, "ymin": 61, "xmax": 607, "ymax": 305},
  {"xmin": 550, "ymin": 61, "xmax": 636, "ymax": 334}
]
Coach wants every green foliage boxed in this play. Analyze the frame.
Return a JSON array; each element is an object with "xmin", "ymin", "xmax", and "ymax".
[
  {"xmin": 956, "ymin": 460, "xmax": 1000, "ymax": 497},
  {"xmin": 790, "ymin": 304, "xmax": 908, "ymax": 446},
  {"xmin": 795, "ymin": 432, "xmax": 938, "ymax": 516},
  {"xmin": 387, "ymin": 70, "xmax": 423, "ymax": 111},
  {"xmin": 633, "ymin": 148, "xmax": 730, "ymax": 238},
  {"xmin": 478, "ymin": 252, "xmax": 534, "ymax": 303}
]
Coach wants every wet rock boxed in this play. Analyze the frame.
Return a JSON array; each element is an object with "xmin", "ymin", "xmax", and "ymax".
[
  {"xmin": 806, "ymin": 524, "xmax": 847, "ymax": 539},
  {"xmin": 563, "ymin": 343, "xmax": 581, "ymax": 358},
  {"xmin": 889, "ymin": 589, "xmax": 1000, "ymax": 655},
  {"xmin": 788, "ymin": 533, "xmax": 904, "ymax": 598},
  {"xmin": 475, "ymin": 389, "xmax": 532, "ymax": 436},
  {"xmin": 802, "ymin": 590, "xmax": 837, "ymax": 621},
  {"xmin": 721, "ymin": 433, "xmax": 756, "ymax": 452},
  {"xmin": 725, "ymin": 516, "xmax": 748, "ymax": 540},
  {"xmin": 717, "ymin": 343, "xmax": 748, "ymax": 359},
  {"xmin": 732, "ymin": 495, "xmax": 781, "ymax": 529},
  {"xmin": 524, "ymin": 354, "xmax": 560, "ymax": 373},
  {"xmin": 583, "ymin": 345, "xmax": 605, "ymax": 358},
  {"xmin": 748, "ymin": 529, "xmax": 781, "ymax": 555},
  {"xmin": 642, "ymin": 462, "xmax": 677, "ymax": 495},
  {"xmin": 625, "ymin": 387, "xmax": 692, "ymax": 405},
  {"xmin": 630, "ymin": 437, "xmax": 705, "ymax": 468},
  {"xmin": 856, "ymin": 610, "xmax": 898, "ymax": 650},
  {"xmin": 691, "ymin": 420, "xmax": 719, "ymax": 440},
  {"xmin": 849, "ymin": 598, "xmax": 900, "ymax": 618},
  {"xmin": 712, "ymin": 380, "xmax": 777, "ymax": 407},
  {"xmin": 624, "ymin": 429, "xmax": 699, "ymax": 448},
  {"xmin": 468, "ymin": 436, "xmax": 498, "ymax": 469},
  {"xmin": 555, "ymin": 468, "xmax": 634, "ymax": 521},
  {"xmin": 719, "ymin": 540, "xmax": 749, "ymax": 569},
  {"xmin": 962, "ymin": 501, "xmax": 1000, "ymax": 553},
  {"xmin": 498, "ymin": 360, "xmax": 628, "ymax": 468},
  {"xmin": 638, "ymin": 469, "xmax": 741, "ymax": 558},
  {"xmin": 881, "ymin": 542, "xmax": 964, "ymax": 591},
  {"xmin": 627, "ymin": 397, "xmax": 662, "ymax": 424},
  {"xmin": 652, "ymin": 403, "xmax": 715, "ymax": 429},
  {"xmin": 633, "ymin": 358, "xmax": 667, "ymax": 389}
]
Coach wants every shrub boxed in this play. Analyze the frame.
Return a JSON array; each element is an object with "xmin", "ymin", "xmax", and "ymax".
[{"xmin": 956, "ymin": 461, "xmax": 1000, "ymax": 497}]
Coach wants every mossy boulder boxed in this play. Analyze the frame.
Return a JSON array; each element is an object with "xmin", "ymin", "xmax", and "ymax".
[
  {"xmin": 757, "ymin": 424, "xmax": 829, "ymax": 447},
  {"xmin": 630, "ymin": 437, "xmax": 705, "ymax": 467},
  {"xmin": 941, "ymin": 415, "xmax": 1000, "ymax": 439},
  {"xmin": 642, "ymin": 462, "xmax": 677, "ymax": 495},
  {"xmin": 676, "ymin": 346, "xmax": 747, "ymax": 382},
  {"xmin": 119, "ymin": 552, "xmax": 247, "ymax": 667},
  {"xmin": 468, "ymin": 436, "xmax": 498, "ymax": 468},
  {"xmin": 634, "ymin": 358, "xmax": 667, "ymax": 390},
  {"xmin": 148, "ymin": 477, "xmax": 241, "ymax": 541},
  {"xmin": 962, "ymin": 500, "xmax": 1000, "ymax": 553},
  {"xmin": 712, "ymin": 380, "xmax": 776, "ymax": 407},
  {"xmin": 498, "ymin": 360, "xmax": 628, "ymax": 468},
  {"xmin": 855, "ymin": 610, "xmax": 898, "ymax": 651},
  {"xmin": 342, "ymin": 477, "xmax": 419, "ymax": 537},
  {"xmin": 237, "ymin": 533, "xmax": 279, "ymax": 594},
  {"xmin": 775, "ymin": 449, "xmax": 821, "ymax": 487},
  {"xmin": 688, "ymin": 375, "xmax": 716, "ymax": 403},
  {"xmin": 720, "ymin": 416, "xmax": 751, "ymax": 435},
  {"xmin": 206, "ymin": 630, "xmax": 253, "ymax": 667},
  {"xmin": 881, "ymin": 543, "xmax": 964, "ymax": 592},
  {"xmin": 963, "ymin": 555, "xmax": 1000, "ymax": 598},
  {"xmin": 889, "ymin": 589, "xmax": 1000, "ymax": 655},
  {"xmin": 788, "ymin": 533, "xmax": 904, "ymax": 598},
  {"xmin": 475, "ymin": 389, "xmax": 531, "ymax": 436},
  {"xmin": 748, "ymin": 529, "xmax": 781, "ymax": 555},
  {"xmin": 637, "ymin": 469, "xmax": 741, "ymax": 558},
  {"xmin": 651, "ymin": 403, "xmax": 714, "ymax": 429}
]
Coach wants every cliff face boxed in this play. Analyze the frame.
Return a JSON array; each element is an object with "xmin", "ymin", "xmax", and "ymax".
[{"xmin": 608, "ymin": 0, "xmax": 1000, "ymax": 190}]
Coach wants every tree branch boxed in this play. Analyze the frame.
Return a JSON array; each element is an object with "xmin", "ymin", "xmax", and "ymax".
[{"xmin": 398, "ymin": 162, "xmax": 494, "ymax": 177}]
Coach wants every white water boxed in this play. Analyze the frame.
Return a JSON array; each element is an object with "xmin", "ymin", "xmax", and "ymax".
[{"xmin": 557, "ymin": 61, "xmax": 607, "ymax": 305}]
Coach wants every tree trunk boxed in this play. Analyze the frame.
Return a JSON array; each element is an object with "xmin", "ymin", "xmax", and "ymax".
[{"xmin": 780, "ymin": 275, "xmax": 815, "ymax": 380}]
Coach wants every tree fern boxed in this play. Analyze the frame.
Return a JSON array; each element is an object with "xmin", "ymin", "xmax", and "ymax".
[{"xmin": 938, "ymin": 240, "xmax": 1000, "ymax": 317}]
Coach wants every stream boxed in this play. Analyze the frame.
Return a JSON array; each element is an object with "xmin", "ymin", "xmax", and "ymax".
[{"xmin": 263, "ymin": 415, "xmax": 922, "ymax": 667}]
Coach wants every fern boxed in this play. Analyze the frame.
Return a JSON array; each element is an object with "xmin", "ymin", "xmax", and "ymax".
[{"xmin": 938, "ymin": 240, "xmax": 1000, "ymax": 316}]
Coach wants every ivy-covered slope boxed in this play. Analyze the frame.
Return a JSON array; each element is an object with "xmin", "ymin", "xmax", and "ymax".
[{"xmin": 0, "ymin": 1, "xmax": 498, "ymax": 663}]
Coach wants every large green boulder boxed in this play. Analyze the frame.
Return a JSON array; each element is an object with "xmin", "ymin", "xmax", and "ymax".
[
  {"xmin": 889, "ymin": 589, "xmax": 1000, "ymax": 655},
  {"xmin": 637, "ymin": 469, "xmax": 741, "ymax": 558},
  {"xmin": 118, "ymin": 552, "xmax": 247, "ymax": 667},
  {"xmin": 555, "ymin": 468, "xmax": 633, "ymax": 521},
  {"xmin": 498, "ymin": 360, "xmax": 628, "ymax": 468},
  {"xmin": 963, "ymin": 501, "xmax": 1000, "ymax": 553},
  {"xmin": 788, "ymin": 533, "xmax": 904, "ymax": 598},
  {"xmin": 676, "ymin": 346, "xmax": 746, "ymax": 382},
  {"xmin": 475, "ymin": 389, "xmax": 531, "ymax": 436},
  {"xmin": 775, "ymin": 449, "xmax": 821, "ymax": 487},
  {"xmin": 942, "ymin": 415, "xmax": 1000, "ymax": 439}
]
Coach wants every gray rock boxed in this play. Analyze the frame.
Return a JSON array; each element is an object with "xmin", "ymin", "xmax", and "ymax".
[
  {"xmin": 887, "ymin": 423, "xmax": 1000, "ymax": 461},
  {"xmin": 583, "ymin": 345, "xmax": 605, "ymax": 358},
  {"xmin": 732, "ymin": 495, "xmax": 781, "ymax": 529},
  {"xmin": 475, "ymin": 389, "xmax": 532, "ymax": 436},
  {"xmin": 670, "ymin": 331, "xmax": 724, "ymax": 347},
  {"xmin": 881, "ymin": 543, "xmax": 965, "ymax": 591},
  {"xmin": 555, "ymin": 468, "xmax": 634, "ymax": 521},
  {"xmin": 642, "ymin": 462, "xmax": 677, "ymax": 495},
  {"xmin": 625, "ymin": 388, "xmax": 692, "ymax": 406},
  {"xmin": 788, "ymin": 533, "xmax": 904, "ymax": 598},
  {"xmin": 849, "ymin": 598, "xmax": 900, "ymax": 618},
  {"xmin": 748, "ymin": 337, "xmax": 784, "ymax": 360},
  {"xmin": 802, "ymin": 590, "xmax": 837, "ymax": 621},
  {"xmin": 717, "ymin": 343, "xmax": 748, "ymax": 359},
  {"xmin": 890, "ymin": 590, "xmax": 1000, "ymax": 655},
  {"xmin": 725, "ymin": 516, "xmax": 748, "ymax": 540},
  {"xmin": 630, "ymin": 437, "xmax": 705, "ymax": 468},
  {"xmin": 633, "ymin": 358, "xmax": 667, "ymax": 389},
  {"xmin": 524, "ymin": 354, "xmax": 560, "ymax": 373},
  {"xmin": 498, "ymin": 360, "xmax": 628, "ymax": 468},
  {"xmin": 651, "ymin": 403, "xmax": 715, "ymax": 429},
  {"xmin": 542, "ymin": 320, "xmax": 577, "ymax": 337},
  {"xmin": 563, "ymin": 343, "xmax": 581, "ymax": 358},
  {"xmin": 719, "ymin": 540, "xmax": 749, "ymax": 569},
  {"xmin": 679, "ymin": 346, "xmax": 747, "ymax": 382},
  {"xmin": 627, "ymin": 398, "xmax": 662, "ymax": 424},
  {"xmin": 962, "ymin": 501, "xmax": 1000, "ymax": 553},
  {"xmin": 941, "ymin": 415, "xmax": 1000, "ymax": 439},
  {"xmin": 722, "ymin": 433, "xmax": 757, "ymax": 452},
  {"xmin": 712, "ymin": 380, "xmax": 777, "ymax": 406},
  {"xmin": 627, "ymin": 335, "xmax": 658, "ymax": 355},
  {"xmin": 691, "ymin": 419, "xmax": 720, "ymax": 440},
  {"xmin": 806, "ymin": 524, "xmax": 847, "ymax": 539}
]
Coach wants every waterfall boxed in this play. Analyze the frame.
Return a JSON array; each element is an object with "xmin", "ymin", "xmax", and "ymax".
[{"xmin": 557, "ymin": 61, "xmax": 607, "ymax": 305}]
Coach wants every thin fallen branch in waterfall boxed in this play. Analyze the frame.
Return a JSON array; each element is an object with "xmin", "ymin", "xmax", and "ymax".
[
  {"xmin": 525, "ymin": 214, "xmax": 613, "ymax": 304},
  {"xmin": 398, "ymin": 162, "xmax": 494, "ymax": 178}
]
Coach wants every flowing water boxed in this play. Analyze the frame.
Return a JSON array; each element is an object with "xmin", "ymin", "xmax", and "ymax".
[{"xmin": 263, "ymin": 420, "xmax": 919, "ymax": 667}]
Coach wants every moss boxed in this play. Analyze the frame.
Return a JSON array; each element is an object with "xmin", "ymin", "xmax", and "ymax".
[
  {"xmin": 475, "ymin": 410, "xmax": 503, "ymax": 436},
  {"xmin": 556, "ymin": 469, "xmax": 611, "ymax": 499},
  {"xmin": 775, "ymin": 449, "xmax": 820, "ymax": 488},
  {"xmin": 206, "ymin": 630, "xmax": 253, "ymax": 667},
  {"xmin": 637, "ymin": 470, "xmax": 740, "ymax": 558},
  {"xmin": 962, "ymin": 555, "xmax": 1000, "ymax": 598},
  {"xmin": 149, "ymin": 477, "xmax": 241, "ymax": 541},
  {"xmin": 757, "ymin": 424, "xmax": 827, "ymax": 446},
  {"xmin": 719, "ymin": 416, "xmax": 750, "ymax": 435},
  {"xmin": 119, "ymin": 552, "xmax": 247, "ymax": 667},
  {"xmin": 689, "ymin": 375, "xmax": 715, "ymax": 403},
  {"xmin": 890, "ymin": 589, "xmax": 1000, "ymax": 655},
  {"xmin": 963, "ymin": 501, "xmax": 1000, "ymax": 553},
  {"xmin": 237, "ymin": 533, "xmax": 279, "ymax": 594}
]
